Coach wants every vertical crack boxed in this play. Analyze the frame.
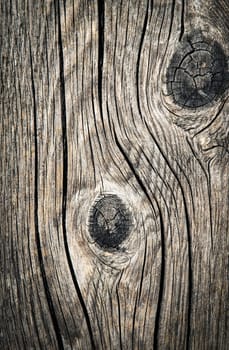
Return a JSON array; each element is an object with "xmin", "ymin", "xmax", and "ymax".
[
  {"xmin": 98, "ymin": 0, "xmax": 104, "ymax": 117},
  {"xmin": 136, "ymin": 0, "xmax": 149, "ymax": 118},
  {"xmin": 145, "ymin": 123, "xmax": 193, "ymax": 349},
  {"xmin": 179, "ymin": 0, "xmax": 185, "ymax": 41},
  {"xmin": 29, "ymin": 40, "xmax": 64, "ymax": 349},
  {"xmin": 113, "ymin": 129, "xmax": 166, "ymax": 350},
  {"xmin": 134, "ymin": 3, "xmax": 167, "ymax": 347},
  {"xmin": 56, "ymin": 0, "xmax": 95, "ymax": 348}
]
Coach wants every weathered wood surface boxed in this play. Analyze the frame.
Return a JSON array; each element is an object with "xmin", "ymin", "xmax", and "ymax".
[{"xmin": 0, "ymin": 0, "xmax": 228, "ymax": 349}]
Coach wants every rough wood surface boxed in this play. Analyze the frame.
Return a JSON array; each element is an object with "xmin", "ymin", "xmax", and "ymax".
[{"xmin": 0, "ymin": 0, "xmax": 228, "ymax": 349}]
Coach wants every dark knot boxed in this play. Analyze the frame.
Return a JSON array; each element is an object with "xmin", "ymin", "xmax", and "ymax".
[
  {"xmin": 88, "ymin": 194, "xmax": 132, "ymax": 250},
  {"xmin": 166, "ymin": 32, "xmax": 229, "ymax": 108}
]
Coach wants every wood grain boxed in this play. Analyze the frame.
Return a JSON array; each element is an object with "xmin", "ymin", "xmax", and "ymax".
[{"xmin": 1, "ymin": 0, "xmax": 228, "ymax": 349}]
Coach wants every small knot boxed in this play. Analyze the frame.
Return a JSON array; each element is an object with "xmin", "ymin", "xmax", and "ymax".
[{"xmin": 88, "ymin": 194, "xmax": 132, "ymax": 250}]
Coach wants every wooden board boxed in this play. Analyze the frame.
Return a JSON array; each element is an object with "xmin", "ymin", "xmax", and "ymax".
[{"xmin": 1, "ymin": 0, "xmax": 228, "ymax": 349}]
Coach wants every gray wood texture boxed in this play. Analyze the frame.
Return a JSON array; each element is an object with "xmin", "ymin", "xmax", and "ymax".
[{"xmin": 1, "ymin": 0, "xmax": 228, "ymax": 349}]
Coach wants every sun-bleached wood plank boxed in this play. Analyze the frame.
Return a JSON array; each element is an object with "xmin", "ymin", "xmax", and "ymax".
[{"xmin": 1, "ymin": 1, "xmax": 228, "ymax": 349}]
